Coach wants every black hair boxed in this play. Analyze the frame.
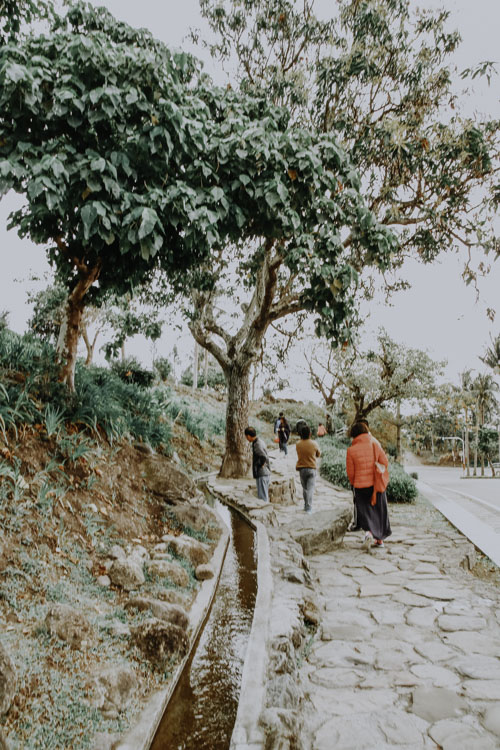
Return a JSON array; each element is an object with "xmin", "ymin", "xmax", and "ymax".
[
  {"xmin": 358, "ymin": 418, "xmax": 369, "ymax": 426},
  {"xmin": 349, "ymin": 422, "xmax": 369, "ymax": 438},
  {"xmin": 300, "ymin": 425, "xmax": 311, "ymax": 440},
  {"xmin": 244, "ymin": 427, "xmax": 256, "ymax": 438}
]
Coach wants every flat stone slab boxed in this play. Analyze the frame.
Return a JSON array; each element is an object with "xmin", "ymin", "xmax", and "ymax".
[
  {"xmin": 393, "ymin": 590, "xmax": 436, "ymax": 608},
  {"xmin": 405, "ymin": 606, "xmax": 439, "ymax": 628},
  {"xmin": 428, "ymin": 718, "xmax": 498, "ymax": 750},
  {"xmin": 438, "ymin": 614, "xmax": 488, "ymax": 632},
  {"xmin": 410, "ymin": 687, "xmax": 466, "ymax": 722},
  {"xmin": 454, "ymin": 656, "xmax": 500, "ymax": 680},
  {"xmin": 443, "ymin": 631, "xmax": 500, "ymax": 657},
  {"xmin": 314, "ymin": 708, "xmax": 428, "ymax": 749},
  {"xmin": 483, "ymin": 705, "xmax": 500, "ymax": 737},
  {"xmin": 287, "ymin": 507, "xmax": 351, "ymax": 555},
  {"xmin": 363, "ymin": 559, "xmax": 399, "ymax": 575},
  {"xmin": 404, "ymin": 581, "xmax": 460, "ymax": 601},
  {"xmin": 462, "ymin": 679, "xmax": 500, "ymax": 701},
  {"xmin": 309, "ymin": 667, "xmax": 364, "ymax": 689},
  {"xmin": 359, "ymin": 582, "xmax": 401, "ymax": 597},
  {"xmin": 413, "ymin": 641, "xmax": 459, "ymax": 663},
  {"xmin": 410, "ymin": 663, "xmax": 460, "ymax": 687},
  {"xmin": 413, "ymin": 563, "xmax": 443, "ymax": 575}
]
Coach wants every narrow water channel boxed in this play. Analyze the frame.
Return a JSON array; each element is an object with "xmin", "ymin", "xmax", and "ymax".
[{"xmin": 151, "ymin": 500, "xmax": 257, "ymax": 750}]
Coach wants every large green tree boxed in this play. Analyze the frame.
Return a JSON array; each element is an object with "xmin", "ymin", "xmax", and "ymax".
[
  {"xmin": 0, "ymin": 2, "xmax": 296, "ymax": 389},
  {"xmin": 197, "ymin": 0, "xmax": 499, "ymax": 284}
]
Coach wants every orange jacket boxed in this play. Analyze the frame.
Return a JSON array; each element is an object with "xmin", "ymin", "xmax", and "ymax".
[{"xmin": 346, "ymin": 433, "xmax": 388, "ymax": 488}]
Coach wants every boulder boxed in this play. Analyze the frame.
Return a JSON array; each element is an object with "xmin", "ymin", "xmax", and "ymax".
[
  {"xmin": 169, "ymin": 504, "xmax": 219, "ymax": 534},
  {"xmin": 132, "ymin": 619, "xmax": 189, "ymax": 668},
  {"xmin": 108, "ymin": 545, "xmax": 126, "ymax": 561},
  {"xmin": 411, "ymin": 687, "xmax": 465, "ymax": 722},
  {"xmin": 162, "ymin": 534, "xmax": 211, "ymax": 566},
  {"xmin": 45, "ymin": 603, "xmax": 92, "ymax": 650},
  {"xmin": 269, "ymin": 478, "xmax": 296, "ymax": 505},
  {"xmin": 286, "ymin": 506, "xmax": 351, "ymax": 556},
  {"xmin": 108, "ymin": 559, "xmax": 145, "ymax": 591},
  {"xmin": 0, "ymin": 641, "xmax": 16, "ymax": 714},
  {"xmin": 89, "ymin": 665, "xmax": 137, "ymax": 717},
  {"xmin": 195, "ymin": 564, "xmax": 215, "ymax": 581},
  {"xmin": 125, "ymin": 598, "xmax": 189, "ymax": 631},
  {"xmin": 142, "ymin": 457, "xmax": 197, "ymax": 504},
  {"xmin": 147, "ymin": 560, "xmax": 189, "ymax": 588}
]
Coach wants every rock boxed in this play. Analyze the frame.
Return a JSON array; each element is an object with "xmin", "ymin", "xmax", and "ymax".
[
  {"xmin": 0, "ymin": 728, "xmax": 10, "ymax": 750},
  {"xmin": 142, "ymin": 457, "xmax": 197, "ymax": 504},
  {"xmin": 195, "ymin": 564, "xmax": 214, "ymax": 581},
  {"xmin": 45, "ymin": 603, "xmax": 92, "ymax": 649},
  {"xmin": 92, "ymin": 732, "xmax": 120, "ymax": 750},
  {"xmin": 287, "ymin": 506, "xmax": 351, "ymax": 555},
  {"xmin": 428, "ymin": 718, "xmax": 498, "ymax": 750},
  {"xmin": 106, "ymin": 621, "xmax": 131, "ymax": 638},
  {"xmin": 147, "ymin": 560, "xmax": 189, "ymax": 587},
  {"xmin": 162, "ymin": 534, "xmax": 211, "ymax": 566},
  {"xmin": 410, "ymin": 687, "xmax": 465, "ymax": 722},
  {"xmin": 404, "ymin": 580, "xmax": 460, "ymax": 601},
  {"xmin": 455, "ymin": 656, "xmax": 500, "ymax": 680},
  {"xmin": 108, "ymin": 545, "xmax": 126, "ymax": 561},
  {"xmin": 133, "ymin": 441, "xmax": 154, "ymax": 455},
  {"xmin": 108, "ymin": 559, "xmax": 145, "ymax": 591},
  {"xmin": 462, "ymin": 680, "xmax": 500, "ymax": 701},
  {"xmin": 438, "ymin": 614, "xmax": 487, "ymax": 632},
  {"xmin": 97, "ymin": 575, "xmax": 111, "ymax": 588},
  {"xmin": 125, "ymin": 598, "xmax": 189, "ymax": 631},
  {"xmin": 169, "ymin": 504, "xmax": 219, "ymax": 534},
  {"xmin": 268, "ymin": 477, "xmax": 296, "ymax": 505},
  {"xmin": 0, "ymin": 641, "xmax": 16, "ymax": 714},
  {"xmin": 482, "ymin": 705, "xmax": 500, "ymax": 737},
  {"xmin": 127, "ymin": 544, "xmax": 150, "ymax": 563},
  {"xmin": 132, "ymin": 619, "xmax": 189, "ymax": 668},
  {"xmin": 414, "ymin": 641, "xmax": 458, "ymax": 663},
  {"xmin": 154, "ymin": 589, "xmax": 190, "ymax": 607},
  {"xmin": 89, "ymin": 665, "xmax": 137, "ymax": 715},
  {"xmin": 410, "ymin": 664, "xmax": 460, "ymax": 688},
  {"xmin": 443, "ymin": 631, "xmax": 500, "ymax": 657},
  {"xmin": 406, "ymin": 606, "xmax": 439, "ymax": 628}
]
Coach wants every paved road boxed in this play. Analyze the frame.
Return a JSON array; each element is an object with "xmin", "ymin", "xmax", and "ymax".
[{"xmin": 406, "ymin": 463, "xmax": 500, "ymax": 567}]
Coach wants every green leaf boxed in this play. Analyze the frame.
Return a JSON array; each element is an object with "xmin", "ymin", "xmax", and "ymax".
[{"xmin": 138, "ymin": 207, "xmax": 158, "ymax": 240}]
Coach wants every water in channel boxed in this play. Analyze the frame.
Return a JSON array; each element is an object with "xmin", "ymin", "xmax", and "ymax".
[{"xmin": 151, "ymin": 500, "xmax": 257, "ymax": 750}]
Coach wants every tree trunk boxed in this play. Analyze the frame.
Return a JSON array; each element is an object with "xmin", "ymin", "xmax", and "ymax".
[
  {"xmin": 193, "ymin": 340, "xmax": 199, "ymax": 391},
  {"xmin": 219, "ymin": 363, "xmax": 252, "ymax": 478},
  {"xmin": 56, "ymin": 270, "xmax": 99, "ymax": 391},
  {"xmin": 203, "ymin": 348, "xmax": 208, "ymax": 391},
  {"xmin": 121, "ymin": 341, "xmax": 126, "ymax": 362},
  {"xmin": 80, "ymin": 322, "xmax": 96, "ymax": 366},
  {"xmin": 464, "ymin": 411, "xmax": 470, "ymax": 477},
  {"xmin": 395, "ymin": 399, "xmax": 402, "ymax": 462},
  {"xmin": 473, "ymin": 409, "xmax": 479, "ymax": 476}
]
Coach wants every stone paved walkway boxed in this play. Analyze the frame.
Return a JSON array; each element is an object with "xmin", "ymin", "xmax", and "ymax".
[
  {"xmin": 296, "ymin": 460, "xmax": 500, "ymax": 750},
  {"xmin": 212, "ymin": 449, "xmax": 500, "ymax": 749}
]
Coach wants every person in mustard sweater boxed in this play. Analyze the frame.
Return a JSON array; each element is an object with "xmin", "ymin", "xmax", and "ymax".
[
  {"xmin": 346, "ymin": 422, "xmax": 392, "ymax": 549},
  {"xmin": 295, "ymin": 424, "xmax": 321, "ymax": 514}
]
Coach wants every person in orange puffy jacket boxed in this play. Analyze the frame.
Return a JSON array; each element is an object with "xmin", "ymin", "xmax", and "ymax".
[{"xmin": 346, "ymin": 422, "xmax": 392, "ymax": 549}]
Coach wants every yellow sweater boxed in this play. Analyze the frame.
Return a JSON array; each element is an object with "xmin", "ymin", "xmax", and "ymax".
[{"xmin": 296, "ymin": 438, "xmax": 321, "ymax": 469}]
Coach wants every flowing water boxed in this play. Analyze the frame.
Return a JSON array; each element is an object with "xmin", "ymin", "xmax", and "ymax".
[{"xmin": 151, "ymin": 500, "xmax": 257, "ymax": 750}]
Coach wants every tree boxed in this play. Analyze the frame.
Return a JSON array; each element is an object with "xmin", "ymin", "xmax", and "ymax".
[
  {"xmin": 185, "ymin": 119, "xmax": 396, "ymax": 475},
  {"xmin": 472, "ymin": 372, "xmax": 499, "ymax": 475},
  {"xmin": 28, "ymin": 282, "xmax": 163, "ymax": 365},
  {"xmin": 481, "ymin": 334, "xmax": 500, "ymax": 375},
  {"xmin": 308, "ymin": 331, "xmax": 443, "ymax": 457},
  {"xmin": 0, "ymin": 0, "xmax": 53, "ymax": 44},
  {"xmin": 0, "ymin": 2, "xmax": 291, "ymax": 389},
  {"xmin": 197, "ymin": 0, "xmax": 499, "ymax": 286}
]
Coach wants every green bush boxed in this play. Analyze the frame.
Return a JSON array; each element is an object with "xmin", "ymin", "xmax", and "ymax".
[
  {"xmin": 110, "ymin": 357, "xmax": 155, "ymax": 388},
  {"xmin": 386, "ymin": 469, "xmax": 418, "ymax": 503},
  {"xmin": 409, "ymin": 471, "xmax": 419, "ymax": 480},
  {"xmin": 320, "ymin": 460, "xmax": 350, "ymax": 489}
]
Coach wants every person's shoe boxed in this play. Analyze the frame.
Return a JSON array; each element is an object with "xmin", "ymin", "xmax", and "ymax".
[
  {"xmin": 306, "ymin": 508, "xmax": 313, "ymax": 514},
  {"xmin": 373, "ymin": 539, "xmax": 384, "ymax": 548},
  {"xmin": 361, "ymin": 532, "xmax": 373, "ymax": 550}
]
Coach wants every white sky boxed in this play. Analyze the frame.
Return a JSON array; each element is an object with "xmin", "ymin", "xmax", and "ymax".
[{"xmin": 0, "ymin": 0, "xmax": 499, "ymax": 397}]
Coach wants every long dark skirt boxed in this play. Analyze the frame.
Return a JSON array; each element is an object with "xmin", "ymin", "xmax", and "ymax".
[{"xmin": 354, "ymin": 486, "xmax": 392, "ymax": 541}]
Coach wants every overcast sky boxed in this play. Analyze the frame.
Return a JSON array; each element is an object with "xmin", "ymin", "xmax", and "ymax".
[{"xmin": 1, "ymin": 0, "xmax": 499, "ymax": 397}]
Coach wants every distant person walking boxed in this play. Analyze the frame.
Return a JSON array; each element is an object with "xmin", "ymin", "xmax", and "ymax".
[
  {"xmin": 277, "ymin": 416, "xmax": 291, "ymax": 456},
  {"xmin": 317, "ymin": 422, "xmax": 327, "ymax": 437},
  {"xmin": 346, "ymin": 422, "xmax": 391, "ymax": 548},
  {"xmin": 296, "ymin": 424, "xmax": 321, "ymax": 514},
  {"xmin": 244, "ymin": 427, "xmax": 271, "ymax": 502},
  {"xmin": 274, "ymin": 411, "xmax": 284, "ymax": 434}
]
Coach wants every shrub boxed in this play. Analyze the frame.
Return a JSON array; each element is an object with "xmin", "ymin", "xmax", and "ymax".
[
  {"xmin": 320, "ymin": 460, "xmax": 351, "ymax": 490},
  {"xmin": 386, "ymin": 469, "xmax": 418, "ymax": 503},
  {"xmin": 153, "ymin": 357, "xmax": 172, "ymax": 382},
  {"xmin": 409, "ymin": 471, "xmax": 419, "ymax": 480},
  {"xmin": 110, "ymin": 357, "xmax": 155, "ymax": 388}
]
